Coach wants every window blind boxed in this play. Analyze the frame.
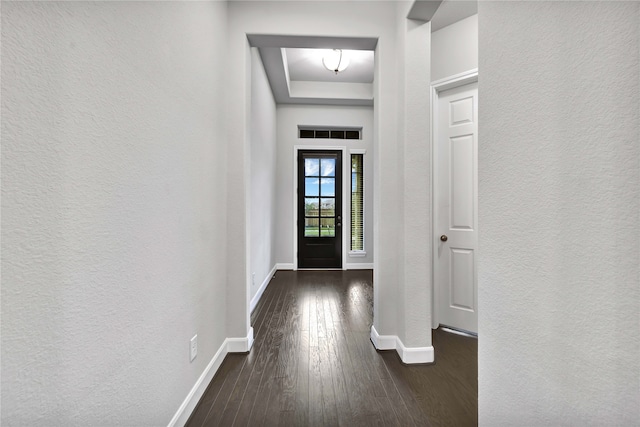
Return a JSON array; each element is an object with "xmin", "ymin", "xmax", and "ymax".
[{"xmin": 351, "ymin": 154, "xmax": 364, "ymax": 251}]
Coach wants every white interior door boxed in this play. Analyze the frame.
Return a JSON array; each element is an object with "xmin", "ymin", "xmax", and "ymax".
[{"xmin": 435, "ymin": 82, "xmax": 478, "ymax": 334}]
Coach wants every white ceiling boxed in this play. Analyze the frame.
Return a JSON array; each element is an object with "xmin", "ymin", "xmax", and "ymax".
[
  {"xmin": 430, "ymin": 1, "xmax": 477, "ymax": 32},
  {"xmin": 285, "ymin": 48, "xmax": 375, "ymax": 84},
  {"xmin": 253, "ymin": 35, "xmax": 377, "ymax": 106},
  {"xmin": 254, "ymin": 0, "xmax": 477, "ymax": 106}
]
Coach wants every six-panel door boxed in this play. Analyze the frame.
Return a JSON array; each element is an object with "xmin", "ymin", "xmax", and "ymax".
[{"xmin": 436, "ymin": 82, "xmax": 479, "ymax": 334}]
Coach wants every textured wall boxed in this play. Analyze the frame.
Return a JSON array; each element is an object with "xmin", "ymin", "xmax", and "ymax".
[
  {"xmin": 250, "ymin": 48, "xmax": 278, "ymax": 300},
  {"xmin": 393, "ymin": 3, "xmax": 433, "ymax": 349},
  {"xmin": 431, "ymin": 14, "xmax": 477, "ymax": 82},
  {"xmin": 227, "ymin": 0, "xmax": 403, "ymax": 343},
  {"xmin": 228, "ymin": 1, "xmax": 433, "ymax": 353},
  {"xmin": 400, "ymin": 16, "xmax": 432, "ymax": 349},
  {"xmin": 478, "ymin": 2, "xmax": 640, "ymax": 425},
  {"xmin": 275, "ymin": 105, "xmax": 374, "ymax": 266},
  {"xmin": 1, "ymin": 2, "xmax": 229, "ymax": 424}
]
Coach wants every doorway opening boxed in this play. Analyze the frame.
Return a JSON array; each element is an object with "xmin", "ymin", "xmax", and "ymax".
[
  {"xmin": 432, "ymin": 70, "xmax": 479, "ymax": 335},
  {"xmin": 296, "ymin": 148, "xmax": 345, "ymax": 269}
]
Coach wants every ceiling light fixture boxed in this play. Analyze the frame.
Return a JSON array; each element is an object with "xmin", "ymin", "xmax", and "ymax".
[{"xmin": 322, "ymin": 49, "xmax": 350, "ymax": 74}]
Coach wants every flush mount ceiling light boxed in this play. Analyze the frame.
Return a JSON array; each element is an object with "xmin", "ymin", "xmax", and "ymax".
[{"xmin": 322, "ymin": 49, "xmax": 350, "ymax": 74}]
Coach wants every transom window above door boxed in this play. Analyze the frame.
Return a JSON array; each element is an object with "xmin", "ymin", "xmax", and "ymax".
[{"xmin": 298, "ymin": 127, "xmax": 361, "ymax": 140}]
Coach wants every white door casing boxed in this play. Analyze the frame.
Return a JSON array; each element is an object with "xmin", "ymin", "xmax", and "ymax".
[{"xmin": 434, "ymin": 77, "xmax": 478, "ymax": 334}]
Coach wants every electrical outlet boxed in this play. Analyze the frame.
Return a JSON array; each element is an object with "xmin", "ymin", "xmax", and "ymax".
[
  {"xmin": 190, "ymin": 335, "xmax": 197, "ymax": 362},
  {"xmin": 252, "ymin": 272, "xmax": 256, "ymax": 287}
]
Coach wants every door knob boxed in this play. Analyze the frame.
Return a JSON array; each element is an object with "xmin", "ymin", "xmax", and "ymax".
[{"xmin": 440, "ymin": 235, "xmax": 448, "ymax": 242}]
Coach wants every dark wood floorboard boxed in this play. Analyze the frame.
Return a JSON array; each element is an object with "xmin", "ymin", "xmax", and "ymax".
[{"xmin": 186, "ymin": 270, "xmax": 477, "ymax": 427}]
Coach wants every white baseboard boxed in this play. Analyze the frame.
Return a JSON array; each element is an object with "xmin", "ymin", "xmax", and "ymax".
[
  {"xmin": 370, "ymin": 325, "xmax": 397, "ymax": 350},
  {"xmin": 276, "ymin": 263, "xmax": 294, "ymax": 270},
  {"xmin": 370, "ymin": 325, "xmax": 435, "ymax": 364},
  {"xmin": 250, "ymin": 265, "xmax": 277, "ymax": 313},
  {"xmin": 395, "ymin": 337, "xmax": 434, "ymax": 364},
  {"xmin": 168, "ymin": 328, "xmax": 254, "ymax": 427},
  {"xmin": 227, "ymin": 327, "xmax": 254, "ymax": 353},
  {"xmin": 277, "ymin": 262, "xmax": 372, "ymax": 271},
  {"xmin": 168, "ymin": 339, "xmax": 229, "ymax": 427},
  {"xmin": 346, "ymin": 263, "xmax": 374, "ymax": 270}
]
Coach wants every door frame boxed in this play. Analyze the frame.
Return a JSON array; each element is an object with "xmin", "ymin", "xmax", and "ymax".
[
  {"xmin": 431, "ymin": 69, "xmax": 479, "ymax": 330},
  {"xmin": 293, "ymin": 145, "xmax": 348, "ymax": 270}
]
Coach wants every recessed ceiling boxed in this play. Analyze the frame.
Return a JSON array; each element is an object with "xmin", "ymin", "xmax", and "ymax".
[
  {"xmin": 251, "ymin": 35, "xmax": 378, "ymax": 106},
  {"xmin": 249, "ymin": 0, "xmax": 477, "ymax": 106},
  {"xmin": 285, "ymin": 48, "xmax": 375, "ymax": 84}
]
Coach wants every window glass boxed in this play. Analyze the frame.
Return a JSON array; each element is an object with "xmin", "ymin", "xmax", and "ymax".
[
  {"xmin": 351, "ymin": 154, "xmax": 364, "ymax": 251},
  {"xmin": 320, "ymin": 178, "xmax": 335, "ymax": 197},
  {"xmin": 305, "ymin": 158, "xmax": 319, "ymax": 176}
]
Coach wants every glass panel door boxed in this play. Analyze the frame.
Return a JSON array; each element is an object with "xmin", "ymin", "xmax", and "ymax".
[{"xmin": 298, "ymin": 150, "xmax": 342, "ymax": 268}]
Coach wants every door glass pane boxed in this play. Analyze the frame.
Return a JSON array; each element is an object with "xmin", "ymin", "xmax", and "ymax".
[
  {"xmin": 320, "ymin": 178, "xmax": 335, "ymax": 196},
  {"xmin": 321, "ymin": 198, "xmax": 335, "ymax": 217},
  {"xmin": 320, "ymin": 218, "xmax": 335, "ymax": 237},
  {"xmin": 305, "ymin": 178, "xmax": 319, "ymax": 197},
  {"xmin": 305, "ymin": 158, "xmax": 320, "ymax": 176},
  {"xmin": 305, "ymin": 198, "xmax": 319, "ymax": 217},
  {"xmin": 304, "ymin": 218, "xmax": 319, "ymax": 237},
  {"xmin": 321, "ymin": 158, "xmax": 336, "ymax": 177}
]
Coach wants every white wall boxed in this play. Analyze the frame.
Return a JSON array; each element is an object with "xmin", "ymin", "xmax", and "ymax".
[
  {"xmin": 275, "ymin": 105, "xmax": 374, "ymax": 267},
  {"xmin": 396, "ymin": 12, "xmax": 433, "ymax": 351},
  {"xmin": 250, "ymin": 48, "xmax": 278, "ymax": 302},
  {"xmin": 431, "ymin": 14, "xmax": 477, "ymax": 82},
  {"xmin": 228, "ymin": 1, "xmax": 434, "ymax": 360},
  {"xmin": 1, "ymin": 2, "xmax": 229, "ymax": 425},
  {"xmin": 227, "ymin": 0, "xmax": 400, "ymax": 345},
  {"xmin": 479, "ymin": 2, "xmax": 640, "ymax": 425}
]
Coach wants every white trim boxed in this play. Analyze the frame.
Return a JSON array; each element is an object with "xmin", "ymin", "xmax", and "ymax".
[
  {"xmin": 370, "ymin": 326, "xmax": 434, "ymax": 364},
  {"xmin": 168, "ymin": 338, "xmax": 228, "ymax": 427},
  {"xmin": 227, "ymin": 327, "xmax": 254, "ymax": 353},
  {"xmin": 431, "ymin": 68, "xmax": 478, "ymax": 92},
  {"xmin": 441, "ymin": 326, "xmax": 477, "ymax": 338},
  {"xmin": 168, "ymin": 327, "xmax": 256, "ymax": 426},
  {"xmin": 348, "ymin": 149, "xmax": 366, "ymax": 255},
  {"xmin": 293, "ymin": 145, "xmax": 348, "ymax": 270},
  {"xmin": 250, "ymin": 265, "xmax": 277, "ymax": 313},
  {"xmin": 348, "ymin": 251, "xmax": 367, "ymax": 258},
  {"xmin": 370, "ymin": 325, "xmax": 397, "ymax": 350},
  {"xmin": 168, "ymin": 343, "xmax": 227, "ymax": 426},
  {"xmin": 395, "ymin": 338, "xmax": 434, "ymax": 364},
  {"xmin": 292, "ymin": 148, "xmax": 298, "ymax": 271},
  {"xmin": 346, "ymin": 262, "xmax": 374, "ymax": 270},
  {"xmin": 276, "ymin": 263, "xmax": 294, "ymax": 270},
  {"xmin": 430, "ymin": 69, "xmax": 479, "ymax": 330}
]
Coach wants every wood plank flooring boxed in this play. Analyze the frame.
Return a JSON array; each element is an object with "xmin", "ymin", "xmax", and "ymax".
[{"xmin": 187, "ymin": 270, "xmax": 477, "ymax": 427}]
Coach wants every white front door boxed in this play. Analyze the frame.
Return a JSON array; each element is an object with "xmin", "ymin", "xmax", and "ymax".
[{"xmin": 435, "ymin": 81, "xmax": 478, "ymax": 334}]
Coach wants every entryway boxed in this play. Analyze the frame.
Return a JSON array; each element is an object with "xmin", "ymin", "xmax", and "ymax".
[{"xmin": 297, "ymin": 150, "xmax": 343, "ymax": 269}]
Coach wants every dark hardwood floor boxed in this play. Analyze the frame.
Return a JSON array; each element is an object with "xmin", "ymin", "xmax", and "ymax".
[{"xmin": 187, "ymin": 270, "xmax": 477, "ymax": 427}]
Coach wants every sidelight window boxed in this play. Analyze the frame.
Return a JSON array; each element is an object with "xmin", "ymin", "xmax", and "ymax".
[{"xmin": 351, "ymin": 153, "xmax": 364, "ymax": 251}]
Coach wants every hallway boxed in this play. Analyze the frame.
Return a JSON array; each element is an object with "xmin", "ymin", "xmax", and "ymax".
[{"xmin": 187, "ymin": 270, "xmax": 477, "ymax": 426}]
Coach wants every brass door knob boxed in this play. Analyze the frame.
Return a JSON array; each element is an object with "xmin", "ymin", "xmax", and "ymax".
[{"xmin": 440, "ymin": 235, "xmax": 448, "ymax": 242}]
